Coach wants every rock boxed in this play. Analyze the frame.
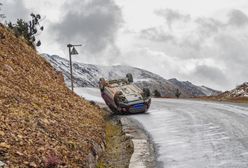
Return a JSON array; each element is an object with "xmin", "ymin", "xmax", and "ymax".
[
  {"xmin": 0, "ymin": 142, "xmax": 10, "ymax": 149},
  {"xmin": 42, "ymin": 119, "xmax": 50, "ymax": 124},
  {"xmin": 3, "ymin": 64, "xmax": 14, "ymax": 73},
  {"xmin": 89, "ymin": 101, "xmax": 96, "ymax": 106},
  {"xmin": 17, "ymin": 135, "xmax": 23, "ymax": 139},
  {"xmin": 23, "ymin": 161, "xmax": 29, "ymax": 165},
  {"xmin": 16, "ymin": 151, "xmax": 24, "ymax": 156},
  {"xmin": 0, "ymin": 161, "xmax": 5, "ymax": 167},
  {"xmin": 0, "ymin": 131, "xmax": 4, "ymax": 136},
  {"xmin": 29, "ymin": 162, "xmax": 37, "ymax": 168}
]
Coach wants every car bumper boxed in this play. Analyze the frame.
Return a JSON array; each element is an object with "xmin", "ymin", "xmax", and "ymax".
[{"xmin": 118, "ymin": 98, "xmax": 151, "ymax": 113}]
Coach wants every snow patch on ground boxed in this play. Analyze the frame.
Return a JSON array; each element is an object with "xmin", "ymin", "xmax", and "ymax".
[
  {"xmin": 199, "ymin": 86, "xmax": 215, "ymax": 96},
  {"xmin": 74, "ymin": 87, "xmax": 104, "ymax": 103},
  {"xmin": 134, "ymin": 78, "xmax": 152, "ymax": 82}
]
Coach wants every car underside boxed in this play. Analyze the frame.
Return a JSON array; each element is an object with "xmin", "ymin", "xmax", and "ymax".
[{"xmin": 99, "ymin": 73, "xmax": 151, "ymax": 114}]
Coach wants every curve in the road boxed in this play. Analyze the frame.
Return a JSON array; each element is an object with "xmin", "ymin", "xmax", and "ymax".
[{"xmin": 129, "ymin": 99, "xmax": 248, "ymax": 168}]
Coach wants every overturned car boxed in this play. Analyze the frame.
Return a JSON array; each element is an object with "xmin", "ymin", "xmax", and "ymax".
[{"xmin": 99, "ymin": 73, "xmax": 151, "ymax": 114}]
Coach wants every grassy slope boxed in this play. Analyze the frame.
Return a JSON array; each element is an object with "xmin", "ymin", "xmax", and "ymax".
[
  {"xmin": 0, "ymin": 24, "xmax": 105, "ymax": 167},
  {"xmin": 97, "ymin": 118, "xmax": 133, "ymax": 168}
]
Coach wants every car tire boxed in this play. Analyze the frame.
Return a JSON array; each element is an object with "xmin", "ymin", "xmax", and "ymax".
[
  {"xmin": 143, "ymin": 88, "xmax": 151, "ymax": 98},
  {"xmin": 99, "ymin": 78, "xmax": 106, "ymax": 92},
  {"xmin": 108, "ymin": 104, "xmax": 118, "ymax": 113},
  {"xmin": 114, "ymin": 91, "xmax": 122, "ymax": 106},
  {"xmin": 126, "ymin": 73, "xmax": 133, "ymax": 83}
]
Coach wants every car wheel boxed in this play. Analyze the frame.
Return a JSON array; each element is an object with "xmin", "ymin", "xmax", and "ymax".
[
  {"xmin": 126, "ymin": 73, "xmax": 133, "ymax": 83},
  {"xmin": 99, "ymin": 78, "xmax": 106, "ymax": 92},
  {"xmin": 114, "ymin": 91, "xmax": 122, "ymax": 106},
  {"xmin": 143, "ymin": 88, "xmax": 151, "ymax": 98},
  {"xmin": 108, "ymin": 104, "xmax": 118, "ymax": 113}
]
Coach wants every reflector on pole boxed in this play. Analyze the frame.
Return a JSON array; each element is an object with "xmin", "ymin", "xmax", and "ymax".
[{"xmin": 71, "ymin": 47, "xmax": 79, "ymax": 55}]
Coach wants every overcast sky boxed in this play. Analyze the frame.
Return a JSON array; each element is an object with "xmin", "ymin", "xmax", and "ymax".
[{"xmin": 1, "ymin": 0, "xmax": 248, "ymax": 90}]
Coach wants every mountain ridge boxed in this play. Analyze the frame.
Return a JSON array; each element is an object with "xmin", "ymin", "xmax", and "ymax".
[
  {"xmin": 168, "ymin": 78, "xmax": 221, "ymax": 97},
  {"xmin": 42, "ymin": 54, "xmax": 220, "ymax": 98},
  {"xmin": 219, "ymin": 82, "xmax": 248, "ymax": 98}
]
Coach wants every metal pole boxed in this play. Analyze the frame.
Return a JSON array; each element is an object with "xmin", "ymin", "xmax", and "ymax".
[
  {"xmin": 67, "ymin": 43, "xmax": 82, "ymax": 92},
  {"xmin": 68, "ymin": 44, "xmax": 74, "ymax": 91}
]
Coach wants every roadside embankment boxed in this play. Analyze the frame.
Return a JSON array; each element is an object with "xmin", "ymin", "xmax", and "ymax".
[
  {"xmin": 0, "ymin": 24, "xmax": 105, "ymax": 167},
  {"xmin": 96, "ymin": 113, "xmax": 133, "ymax": 168},
  {"xmin": 193, "ymin": 96, "xmax": 248, "ymax": 104},
  {"xmin": 95, "ymin": 111, "xmax": 157, "ymax": 168},
  {"xmin": 121, "ymin": 117, "xmax": 156, "ymax": 168}
]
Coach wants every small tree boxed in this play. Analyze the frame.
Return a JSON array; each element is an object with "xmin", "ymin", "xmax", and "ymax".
[
  {"xmin": 0, "ymin": 3, "xmax": 5, "ymax": 42},
  {"xmin": 7, "ymin": 13, "xmax": 44, "ymax": 48},
  {"xmin": 175, "ymin": 89, "xmax": 181, "ymax": 98},
  {"xmin": 153, "ymin": 89, "xmax": 161, "ymax": 98},
  {"xmin": 0, "ymin": 3, "xmax": 5, "ymax": 19}
]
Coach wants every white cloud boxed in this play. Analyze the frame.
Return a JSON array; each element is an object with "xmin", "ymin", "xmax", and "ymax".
[
  {"xmin": 2, "ymin": 0, "xmax": 248, "ymax": 90},
  {"xmin": 131, "ymin": 9, "xmax": 248, "ymax": 90}
]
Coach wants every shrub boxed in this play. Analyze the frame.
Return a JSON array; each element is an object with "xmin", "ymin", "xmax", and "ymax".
[
  {"xmin": 153, "ymin": 89, "xmax": 162, "ymax": 98},
  {"xmin": 175, "ymin": 89, "xmax": 181, "ymax": 98},
  {"xmin": 0, "ymin": 3, "xmax": 6, "ymax": 19},
  {"xmin": 44, "ymin": 154, "xmax": 61, "ymax": 168},
  {"xmin": 7, "ymin": 13, "xmax": 44, "ymax": 48}
]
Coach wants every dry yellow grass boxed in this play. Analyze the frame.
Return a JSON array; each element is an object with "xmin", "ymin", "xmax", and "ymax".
[
  {"xmin": 0, "ymin": 24, "xmax": 105, "ymax": 167},
  {"xmin": 97, "ymin": 119, "xmax": 133, "ymax": 168},
  {"xmin": 195, "ymin": 96, "xmax": 248, "ymax": 104}
]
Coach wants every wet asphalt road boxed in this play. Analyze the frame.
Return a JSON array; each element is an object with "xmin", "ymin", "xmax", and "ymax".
[
  {"xmin": 75, "ymin": 88, "xmax": 248, "ymax": 168},
  {"xmin": 129, "ymin": 99, "xmax": 248, "ymax": 168}
]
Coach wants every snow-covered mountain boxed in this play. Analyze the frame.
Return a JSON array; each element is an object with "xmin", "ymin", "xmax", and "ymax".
[
  {"xmin": 199, "ymin": 86, "xmax": 221, "ymax": 96},
  {"xmin": 219, "ymin": 82, "xmax": 248, "ymax": 98},
  {"xmin": 42, "ymin": 54, "xmax": 219, "ymax": 98},
  {"xmin": 169, "ymin": 78, "xmax": 221, "ymax": 97}
]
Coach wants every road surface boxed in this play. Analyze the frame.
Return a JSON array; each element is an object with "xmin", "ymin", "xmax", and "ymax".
[
  {"xmin": 75, "ymin": 87, "xmax": 248, "ymax": 168},
  {"xmin": 129, "ymin": 98, "xmax": 248, "ymax": 168}
]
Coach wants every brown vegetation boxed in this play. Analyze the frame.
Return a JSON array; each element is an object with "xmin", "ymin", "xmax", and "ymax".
[
  {"xmin": 198, "ymin": 96, "xmax": 248, "ymax": 104},
  {"xmin": 0, "ymin": 24, "xmax": 105, "ymax": 167},
  {"xmin": 97, "ymin": 118, "xmax": 133, "ymax": 168}
]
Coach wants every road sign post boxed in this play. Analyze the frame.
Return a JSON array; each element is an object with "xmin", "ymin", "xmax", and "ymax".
[{"xmin": 67, "ymin": 44, "xmax": 82, "ymax": 92}]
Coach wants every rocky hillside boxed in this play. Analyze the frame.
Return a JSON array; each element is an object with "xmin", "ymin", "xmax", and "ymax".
[
  {"xmin": 219, "ymin": 82, "xmax": 248, "ymax": 98},
  {"xmin": 42, "ymin": 54, "xmax": 220, "ymax": 98},
  {"xmin": 169, "ymin": 78, "xmax": 221, "ymax": 97},
  {"xmin": 42, "ymin": 54, "xmax": 180, "ymax": 97},
  {"xmin": 200, "ymin": 82, "xmax": 248, "ymax": 103},
  {"xmin": 0, "ymin": 24, "xmax": 105, "ymax": 167}
]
